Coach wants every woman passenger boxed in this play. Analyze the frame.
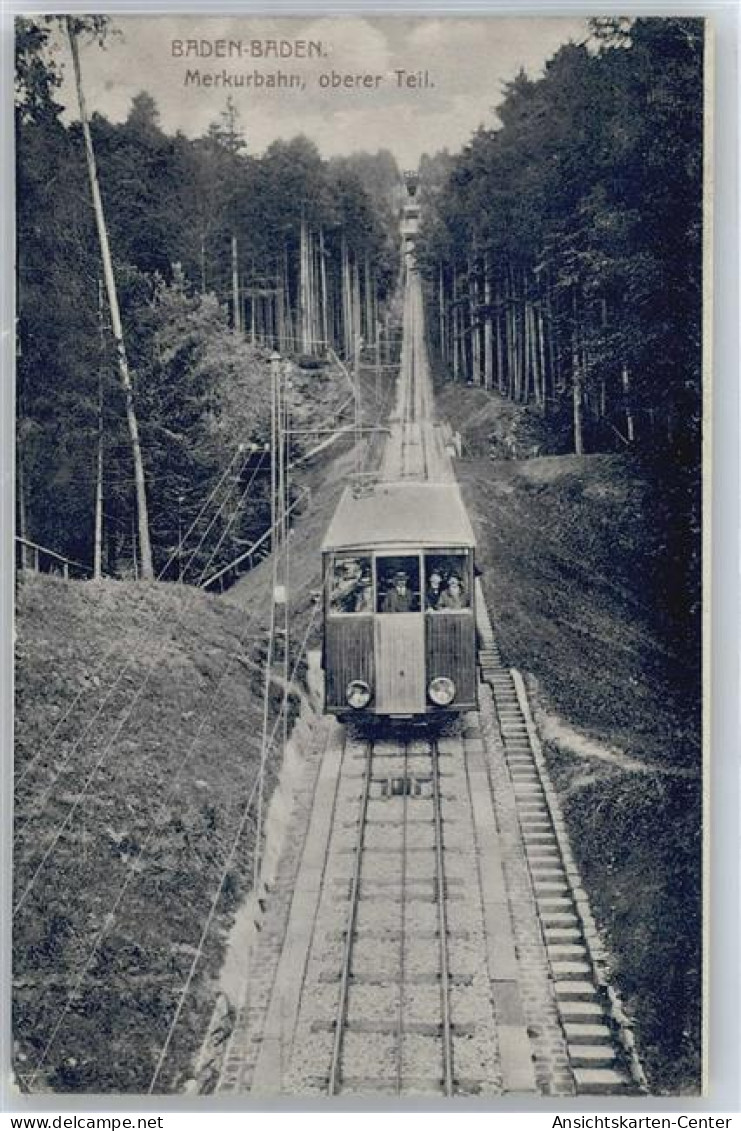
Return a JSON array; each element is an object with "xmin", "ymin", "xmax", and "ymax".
[{"xmin": 438, "ymin": 574, "xmax": 467, "ymax": 610}]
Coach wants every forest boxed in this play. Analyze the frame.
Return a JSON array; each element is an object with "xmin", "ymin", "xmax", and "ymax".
[
  {"xmin": 16, "ymin": 17, "xmax": 400, "ymax": 585},
  {"xmin": 415, "ymin": 18, "xmax": 704, "ymax": 465}
]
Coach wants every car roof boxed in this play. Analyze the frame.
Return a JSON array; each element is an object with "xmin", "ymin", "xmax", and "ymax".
[{"xmin": 322, "ymin": 480, "xmax": 476, "ymax": 551}]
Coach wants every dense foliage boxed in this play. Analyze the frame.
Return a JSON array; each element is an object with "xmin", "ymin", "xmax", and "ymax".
[
  {"xmin": 416, "ymin": 19, "xmax": 704, "ymax": 463},
  {"xmin": 16, "ymin": 18, "xmax": 399, "ymax": 580}
]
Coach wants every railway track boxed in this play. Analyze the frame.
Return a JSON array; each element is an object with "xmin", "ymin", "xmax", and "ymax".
[
  {"xmin": 326, "ymin": 736, "xmax": 457, "ymax": 1095},
  {"xmin": 213, "ymin": 259, "xmax": 645, "ymax": 1099}
]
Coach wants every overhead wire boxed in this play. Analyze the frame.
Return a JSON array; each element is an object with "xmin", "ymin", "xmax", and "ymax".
[
  {"xmin": 194, "ymin": 449, "xmax": 267, "ymax": 586},
  {"xmin": 23, "ymin": 561, "xmax": 279, "ymax": 1087},
  {"xmin": 29, "ymin": 551, "xmax": 321, "ymax": 1093},
  {"xmin": 15, "ymin": 445, "xmax": 248, "ymax": 796},
  {"xmin": 147, "ymin": 599, "xmax": 320, "ymax": 1093},
  {"xmin": 13, "ymin": 449, "xmax": 256, "ymax": 880}
]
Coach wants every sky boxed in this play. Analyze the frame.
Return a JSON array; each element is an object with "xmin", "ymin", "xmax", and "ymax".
[{"xmin": 47, "ymin": 16, "xmax": 590, "ymax": 166}]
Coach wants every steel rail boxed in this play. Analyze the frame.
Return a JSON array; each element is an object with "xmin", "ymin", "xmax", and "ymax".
[
  {"xmin": 431, "ymin": 739, "xmax": 455, "ymax": 1096},
  {"xmin": 327, "ymin": 739, "xmax": 374, "ymax": 1095},
  {"xmin": 396, "ymin": 740, "xmax": 410, "ymax": 1093}
]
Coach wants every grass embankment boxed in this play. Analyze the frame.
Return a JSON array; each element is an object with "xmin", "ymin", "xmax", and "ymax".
[
  {"xmin": 438, "ymin": 382, "xmax": 702, "ymax": 1094},
  {"xmin": 14, "ymin": 575, "xmax": 272, "ymax": 1093},
  {"xmin": 13, "ymin": 358, "xmax": 397, "ymax": 1094}
]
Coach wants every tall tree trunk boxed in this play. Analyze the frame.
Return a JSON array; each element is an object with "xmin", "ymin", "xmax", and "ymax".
[
  {"xmin": 67, "ymin": 18, "xmax": 153, "ymax": 579},
  {"xmin": 622, "ymin": 364, "xmax": 635, "ymax": 443},
  {"xmin": 438, "ymin": 263, "xmax": 446, "ymax": 361},
  {"xmin": 94, "ymin": 279, "xmax": 105, "ymax": 580},
  {"xmin": 250, "ymin": 262, "xmax": 257, "ymax": 345},
  {"xmin": 352, "ymin": 258, "xmax": 362, "ymax": 349},
  {"xmin": 572, "ymin": 289, "xmax": 584, "ymax": 455},
  {"xmin": 299, "ymin": 212, "xmax": 309, "ymax": 352},
  {"xmin": 364, "ymin": 253, "xmax": 373, "ymax": 346},
  {"xmin": 283, "ymin": 243, "xmax": 293, "ymax": 349},
  {"xmin": 484, "ymin": 255, "xmax": 493, "ymax": 389},
  {"xmin": 468, "ymin": 257, "xmax": 478, "ymax": 384},
  {"xmin": 495, "ymin": 274, "xmax": 504, "ymax": 393},
  {"xmin": 341, "ymin": 235, "xmax": 352, "ymax": 357},
  {"xmin": 17, "ymin": 447, "xmax": 28, "ymax": 568},
  {"xmin": 537, "ymin": 305, "xmax": 548, "ymax": 415},
  {"xmin": 452, "ymin": 268, "xmax": 460, "ymax": 382},
  {"xmin": 231, "ymin": 234, "xmax": 241, "ymax": 333},
  {"xmin": 94, "ymin": 373, "xmax": 104, "ymax": 579},
  {"xmin": 319, "ymin": 227, "xmax": 328, "ymax": 349}
]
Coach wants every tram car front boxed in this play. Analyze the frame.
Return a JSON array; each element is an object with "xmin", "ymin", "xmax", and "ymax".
[{"xmin": 321, "ymin": 480, "xmax": 478, "ymax": 721}]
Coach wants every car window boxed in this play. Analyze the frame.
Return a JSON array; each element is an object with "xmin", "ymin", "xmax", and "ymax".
[
  {"xmin": 328, "ymin": 555, "xmax": 373, "ymax": 614},
  {"xmin": 376, "ymin": 555, "xmax": 421, "ymax": 613}
]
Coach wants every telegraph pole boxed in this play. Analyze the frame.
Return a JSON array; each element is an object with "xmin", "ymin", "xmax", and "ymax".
[
  {"xmin": 354, "ymin": 334, "xmax": 363, "ymax": 475},
  {"xmin": 255, "ymin": 351, "xmax": 283, "ymax": 891}
]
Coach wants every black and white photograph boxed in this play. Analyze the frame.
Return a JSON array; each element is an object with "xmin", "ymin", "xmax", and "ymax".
[{"xmin": 12, "ymin": 14, "xmax": 706, "ymax": 1099}]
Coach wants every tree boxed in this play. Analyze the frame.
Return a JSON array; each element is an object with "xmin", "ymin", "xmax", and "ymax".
[
  {"xmin": 66, "ymin": 17, "xmax": 154, "ymax": 578},
  {"xmin": 416, "ymin": 20, "xmax": 703, "ymax": 459}
]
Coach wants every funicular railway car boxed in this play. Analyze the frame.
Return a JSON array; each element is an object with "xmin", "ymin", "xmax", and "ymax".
[{"xmin": 321, "ymin": 480, "xmax": 478, "ymax": 720}]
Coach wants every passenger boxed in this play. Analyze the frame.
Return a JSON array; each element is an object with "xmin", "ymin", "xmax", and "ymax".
[
  {"xmin": 354, "ymin": 575, "xmax": 373, "ymax": 613},
  {"xmin": 425, "ymin": 568, "xmax": 444, "ymax": 610},
  {"xmin": 382, "ymin": 570, "xmax": 414, "ymax": 613},
  {"xmin": 331, "ymin": 559, "xmax": 363, "ymax": 612},
  {"xmin": 438, "ymin": 574, "xmax": 467, "ymax": 610}
]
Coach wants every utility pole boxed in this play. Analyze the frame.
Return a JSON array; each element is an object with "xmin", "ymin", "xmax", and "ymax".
[
  {"xmin": 67, "ymin": 18, "xmax": 153, "ymax": 579},
  {"xmin": 255, "ymin": 351, "xmax": 283, "ymax": 891},
  {"xmin": 353, "ymin": 334, "xmax": 363, "ymax": 475}
]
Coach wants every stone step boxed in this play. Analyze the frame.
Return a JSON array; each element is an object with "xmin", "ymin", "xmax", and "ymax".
[
  {"xmin": 564, "ymin": 1022, "xmax": 614, "ymax": 1046},
  {"xmin": 551, "ymin": 960, "xmax": 592, "ymax": 979},
  {"xmin": 545, "ymin": 928, "xmax": 583, "ymax": 944},
  {"xmin": 534, "ymin": 882, "xmax": 570, "ymax": 896},
  {"xmin": 573, "ymin": 1068, "xmax": 633, "ymax": 1095},
  {"xmin": 570, "ymin": 1046, "xmax": 618, "ymax": 1069},
  {"xmin": 555, "ymin": 980, "xmax": 600, "ymax": 1002},
  {"xmin": 537, "ymin": 897, "xmax": 573, "ymax": 912},
  {"xmin": 547, "ymin": 943, "xmax": 588, "ymax": 961},
  {"xmin": 540, "ymin": 913, "xmax": 580, "ymax": 929},
  {"xmin": 559, "ymin": 1000, "xmax": 606, "ymax": 1023}
]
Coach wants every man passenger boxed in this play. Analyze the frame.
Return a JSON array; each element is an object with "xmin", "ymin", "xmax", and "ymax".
[
  {"xmin": 382, "ymin": 570, "xmax": 414, "ymax": 613},
  {"xmin": 426, "ymin": 567, "xmax": 443, "ymax": 610}
]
